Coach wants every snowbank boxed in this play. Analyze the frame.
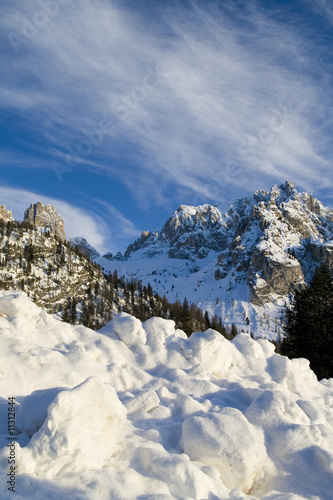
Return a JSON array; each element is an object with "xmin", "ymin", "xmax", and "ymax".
[
  {"xmin": 99, "ymin": 311, "xmax": 147, "ymax": 346},
  {"xmin": 182, "ymin": 408, "xmax": 266, "ymax": 492},
  {"xmin": 19, "ymin": 377, "xmax": 127, "ymax": 477},
  {"xmin": 0, "ymin": 291, "xmax": 332, "ymax": 500}
]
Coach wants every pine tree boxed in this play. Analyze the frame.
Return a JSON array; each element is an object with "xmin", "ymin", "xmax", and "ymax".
[
  {"xmin": 81, "ymin": 299, "xmax": 95, "ymax": 328},
  {"xmin": 230, "ymin": 323, "xmax": 238, "ymax": 338},
  {"xmin": 62, "ymin": 298, "xmax": 71, "ymax": 323},
  {"xmin": 204, "ymin": 310, "xmax": 211, "ymax": 329},
  {"xmin": 181, "ymin": 297, "xmax": 193, "ymax": 336},
  {"xmin": 70, "ymin": 296, "xmax": 77, "ymax": 325},
  {"xmin": 281, "ymin": 264, "xmax": 333, "ymax": 379}
]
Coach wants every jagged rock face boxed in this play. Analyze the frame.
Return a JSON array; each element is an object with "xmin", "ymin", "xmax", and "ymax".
[
  {"xmin": 0, "ymin": 205, "xmax": 14, "ymax": 222},
  {"xmin": 123, "ymin": 205, "xmax": 228, "ymax": 260},
  {"xmin": 161, "ymin": 205, "xmax": 227, "ymax": 259},
  {"xmin": 0, "ymin": 218, "xmax": 116, "ymax": 328},
  {"xmin": 24, "ymin": 203, "xmax": 66, "ymax": 241},
  {"xmin": 309, "ymin": 242, "xmax": 333, "ymax": 271},
  {"xmin": 69, "ymin": 237, "xmax": 100, "ymax": 260},
  {"xmin": 124, "ymin": 231, "xmax": 157, "ymax": 258},
  {"xmin": 116, "ymin": 181, "xmax": 333, "ymax": 307},
  {"xmin": 220, "ymin": 181, "xmax": 333, "ymax": 303},
  {"xmin": 103, "ymin": 252, "xmax": 113, "ymax": 261},
  {"xmin": 248, "ymin": 246, "xmax": 305, "ymax": 304}
]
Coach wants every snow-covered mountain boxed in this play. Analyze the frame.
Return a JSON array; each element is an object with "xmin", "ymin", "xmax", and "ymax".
[
  {"xmin": 68, "ymin": 237, "xmax": 101, "ymax": 260},
  {"xmin": 0, "ymin": 203, "xmax": 117, "ymax": 328},
  {"xmin": 1, "ymin": 291, "xmax": 333, "ymax": 499},
  {"xmin": 0, "ymin": 202, "xmax": 213, "ymax": 333},
  {"xmin": 96, "ymin": 181, "xmax": 333, "ymax": 340},
  {"xmin": 1, "ymin": 183, "xmax": 333, "ymax": 340}
]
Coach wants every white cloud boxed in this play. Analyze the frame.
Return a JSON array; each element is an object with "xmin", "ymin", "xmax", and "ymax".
[
  {"xmin": 0, "ymin": 0, "xmax": 332, "ymax": 209},
  {"xmin": 0, "ymin": 186, "xmax": 145, "ymax": 254}
]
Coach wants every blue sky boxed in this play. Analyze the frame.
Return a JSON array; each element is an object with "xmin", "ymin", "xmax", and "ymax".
[{"xmin": 1, "ymin": 0, "xmax": 332, "ymax": 254}]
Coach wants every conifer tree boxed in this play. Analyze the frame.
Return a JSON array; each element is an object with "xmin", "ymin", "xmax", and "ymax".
[
  {"xmin": 70, "ymin": 296, "xmax": 77, "ymax": 325},
  {"xmin": 181, "ymin": 297, "xmax": 193, "ymax": 336},
  {"xmin": 230, "ymin": 323, "xmax": 238, "ymax": 338},
  {"xmin": 281, "ymin": 264, "xmax": 333, "ymax": 379},
  {"xmin": 62, "ymin": 298, "xmax": 71, "ymax": 323},
  {"xmin": 204, "ymin": 310, "xmax": 211, "ymax": 329}
]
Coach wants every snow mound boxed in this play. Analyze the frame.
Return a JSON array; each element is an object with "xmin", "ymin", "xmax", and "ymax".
[
  {"xmin": 182, "ymin": 408, "xmax": 266, "ymax": 492},
  {"xmin": 0, "ymin": 290, "xmax": 37, "ymax": 317},
  {"xmin": 0, "ymin": 291, "xmax": 333, "ymax": 499},
  {"xmin": 99, "ymin": 311, "xmax": 147, "ymax": 346},
  {"xmin": 19, "ymin": 377, "xmax": 127, "ymax": 477},
  {"xmin": 16, "ymin": 387, "xmax": 66, "ymax": 437},
  {"xmin": 143, "ymin": 316, "xmax": 186, "ymax": 345},
  {"xmin": 187, "ymin": 329, "xmax": 242, "ymax": 378}
]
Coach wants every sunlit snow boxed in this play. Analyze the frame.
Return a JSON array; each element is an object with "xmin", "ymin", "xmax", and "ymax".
[{"xmin": 0, "ymin": 291, "xmax": 332, "ymax": 499}]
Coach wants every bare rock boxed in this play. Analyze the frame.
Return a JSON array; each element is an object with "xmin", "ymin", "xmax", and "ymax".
[
  {"xmin": 24, "ymin": 202, "xmax": 66, "ymax": 241},
  {"xmin": 0, "ymin": 205, "xmax": 14, "ymax": 222}
]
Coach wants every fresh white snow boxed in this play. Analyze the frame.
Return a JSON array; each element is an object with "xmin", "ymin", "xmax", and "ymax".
[{"xmin": 0, "ymin": 291, "xmax": 333, "ymax": 499}]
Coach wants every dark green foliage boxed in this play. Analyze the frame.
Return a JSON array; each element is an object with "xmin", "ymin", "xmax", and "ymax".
[
  {"xmin": 61, "ymin": 296, "xmax": 77, "ymax": 325},
  {"xmin": 281, "ymin": 264, "xmax": 333, "ymax": 380},
  {"xmin": 204, "ymin": 310, "xmax": 211, "ymax": 329},
  {"xmin": 81, "ymin": 299, "xmax": 96, "ymax": 329},
  {"xmin": 230, "ymin": 323, "xmax": 238, "ymax": 339},
  {"xmin": 70, "ymin": 296, "xmax": 77, "ymax": 325},
  {"xmin": 181, "ymin": 297, "xmax": 193, "ymax": 336},
  {"xmin": 62, "ymin": 299, "xmax": 71, "ymax": 323},
  {"xmin": 212, "ymin": 314, "xmax": 228, "ymax": 337}
]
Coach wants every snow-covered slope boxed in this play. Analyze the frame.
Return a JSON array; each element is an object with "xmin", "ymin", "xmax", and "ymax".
[
  {"xmin": 68, "ymin": 237, "xmax": 101, "ymax": 260},
  {"xmin": 96, "ymin": 182, "xmax": 333, "ymax": 340},
  {"xmin": 0, "ymin": 291, "xmax": 332, "ymax": 499}
]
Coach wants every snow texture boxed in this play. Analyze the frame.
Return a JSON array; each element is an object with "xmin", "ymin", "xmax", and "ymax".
[{"xmin": 0, "ymin": 291, "xmax": 333, "ymax": 500}]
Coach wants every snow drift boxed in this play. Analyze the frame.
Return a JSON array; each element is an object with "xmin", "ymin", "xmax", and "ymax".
[{"xmin": 0, "ymin": 291, "xmax": 332, "ymax": 499}]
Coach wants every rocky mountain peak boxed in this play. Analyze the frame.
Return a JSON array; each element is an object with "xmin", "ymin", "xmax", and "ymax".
[
  {"xmin": 69, "ymin": 237, "xmax": 100, "ymax": 260},
  {"xmin": 124, "ymin": 230, "xmax": 158, "ymax": 258},
  {"xmin": 158, "ymin": 205, "xmax": 226, "ymax": 260},
  {"xmin": 161, "ymin": 204, "xmax": 223, "ymax": 239},
  {"xmin": 24, "ymin": 202, "xmax": 66, "ymax": 241},
  {"xmin": 253, "ymin": 181, "xmax": 297, "ymax": 210},
  {"xmin": 0, "ymin": 204, "xmax": 14, "ymax": 222},
  {"xmin": 102, "ymin": 182, "xmax": 333, "ymax": 331},
  {"xmin": 281, "ymin": 180, "xmax": 297, "ymax": 197}
]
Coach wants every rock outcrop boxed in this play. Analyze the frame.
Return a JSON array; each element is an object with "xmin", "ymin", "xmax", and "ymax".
[
  {"xmin": 69, "ymin": 237, "xmax": 100, "ymax": 260},
  {"xmin": 0, "ymin": 205, "xmax": 14, "ymax": 222},
  {"xmin": 24, "ymin": 202, "xmax": 66, "ymax": 241}
]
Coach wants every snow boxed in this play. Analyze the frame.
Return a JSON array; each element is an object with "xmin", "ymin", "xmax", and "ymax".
[
  {"xmin": 19, "ymin": 377, "xmax": 127, "ymax": 478},
  {"xmin": 99, "ymin": 311, "xmax": 147, "ymax": 347},
  {"xmin": 0, "ymin": 291, "xmax": 333, "ymax": 499},
  {"xmin": 182, "ymin": 408, "xmax": 266, "ymax": 492}
]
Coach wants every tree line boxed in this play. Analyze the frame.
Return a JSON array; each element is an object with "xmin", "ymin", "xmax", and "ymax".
[
  {"xmin": 61, "ymin": 268, "xmax": 237, "ymax": 339},
  {"xmin": 0, "ymin": 217, "xmax": 235, "ymax": 337}
]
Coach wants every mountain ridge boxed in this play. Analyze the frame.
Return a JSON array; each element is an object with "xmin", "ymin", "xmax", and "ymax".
[
  {"xmin": 1, "ymin": 183, "xmax": 332, "ymax": 340},
  {"xmin": 90, "ymin": 181, "xmax": 333, "ymax": 339}
]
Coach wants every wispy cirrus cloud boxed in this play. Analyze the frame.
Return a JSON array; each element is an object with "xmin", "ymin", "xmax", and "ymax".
[
  {"xmin": 310, "ymin": 0, "xmax": 333, "ymax": 25},
  {"xmin": 0, "ymin": 0, "xmax": 332, "ymax": 215}
]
